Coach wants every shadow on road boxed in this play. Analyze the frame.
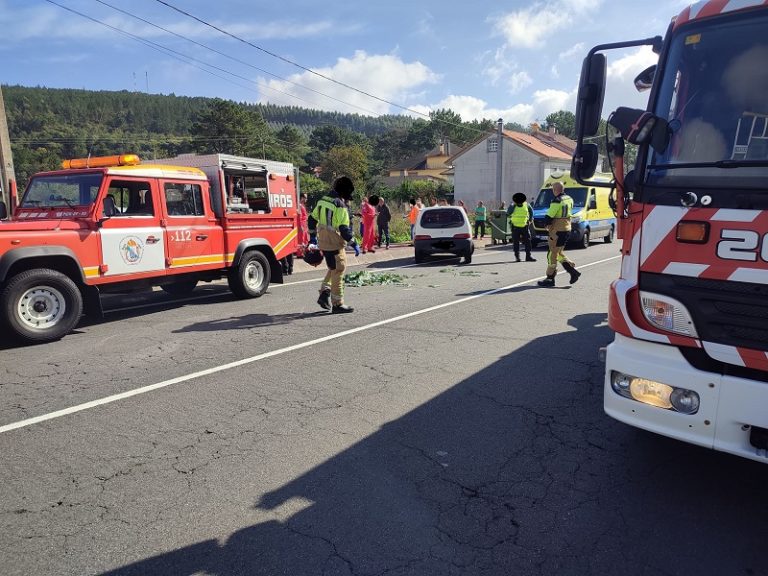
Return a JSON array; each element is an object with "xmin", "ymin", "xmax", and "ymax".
[{"xmin": 97, "ymin": 311, "xmax": 768, "ymax": 575}]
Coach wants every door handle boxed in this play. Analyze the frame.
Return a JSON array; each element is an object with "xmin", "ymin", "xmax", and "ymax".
[
  {"xmin": 196, "ymin": 234, "xmax": 208, "ymax": 241},
  {"xmin": 146, "ymin": 236, "xmax": 160, "ymax": 244}
]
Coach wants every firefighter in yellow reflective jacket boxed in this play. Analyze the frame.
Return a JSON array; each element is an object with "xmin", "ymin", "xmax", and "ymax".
[
  {"xmin": 308, "ymin": 176, "xmax": 359, "ymax": 313},
  {"xmin": 537, "ymin": 181, "xmax": 581, "ymax": 287}
]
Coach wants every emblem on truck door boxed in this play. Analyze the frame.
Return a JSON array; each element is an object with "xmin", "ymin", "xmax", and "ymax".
[{"xmin": 120, "ymin": 236, "xmax": 145, "ymax": 265}]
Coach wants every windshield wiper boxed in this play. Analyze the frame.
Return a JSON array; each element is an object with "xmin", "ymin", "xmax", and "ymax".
[{"xmin": 648, "ymin": 159, "xmax": 768, "ymax": 171}]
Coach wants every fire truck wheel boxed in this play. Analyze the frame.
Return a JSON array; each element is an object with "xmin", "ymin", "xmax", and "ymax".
[
  {"xmin": 161, "ymin": 279, "xmax": 198, "ymax": 296},
  {"xmin": 2, "ymin": 268, "xmax": 83, "ymax": 343},
  {"xmin": 228, "ymin": 250, "xmax": 271, "ymax": 298}
]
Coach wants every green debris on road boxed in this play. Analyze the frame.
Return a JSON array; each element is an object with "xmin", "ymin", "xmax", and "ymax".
[{"xmin": 344, "ymin": 270, "xmax": 410, "ymax": 287}]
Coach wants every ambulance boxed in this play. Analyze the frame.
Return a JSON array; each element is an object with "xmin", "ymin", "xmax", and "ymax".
[
  {"xmin": 0, "ymin": 153, "xmax": 298, "ymax": 343},
  {"xmin": 531, "ymin": 172, "xmax": 616, "ymax": 248}
]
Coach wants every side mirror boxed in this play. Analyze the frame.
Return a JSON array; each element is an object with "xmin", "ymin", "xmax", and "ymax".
[
  {"xmin": 634, "ymin": 65, "xmax": 656, "ymax": 92},
  {"xmin": 575, "ymin": 53, "xmax": 607, "ymax": 138},
  {"xmin": 609, "ymin": 107, "xmax": 669, "ymax": 152},
  {"xmin": 0, "ymin": 201, "xmax": 7, "ymax": 220},
  {"xmin": 571, "ymin": 143, "xmax": 600, "ymax": 181}
]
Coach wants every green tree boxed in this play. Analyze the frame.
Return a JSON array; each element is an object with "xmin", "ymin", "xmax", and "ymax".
[
  {"xmin": 190, "ymin": 99, "xmax": 272, "ymax": 156},
  {"xmin": 544, "ymin": 110, "xmax": 577, "ymax": 139},
  {"xmin": 321, "ymin": 145, "xmax": 369, "ymax": 198}
]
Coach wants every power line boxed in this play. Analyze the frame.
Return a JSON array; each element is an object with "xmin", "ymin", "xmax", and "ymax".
[
  {"xmin": 151, "ymin": 0, "xmax": 490, "ymax": 139},
  {"xmin": 91, "ymin": 0, "xmax": 389, "ymax": 117}
]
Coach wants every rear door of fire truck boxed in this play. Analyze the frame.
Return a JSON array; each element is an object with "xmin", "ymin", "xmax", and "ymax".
[
  {"xmin": 161, "ymin": 179, "xmax": 221, "ymax": 272},
  {"xmin": 99, "ymin": 177, "xmax": 166, "ymax": 277}
]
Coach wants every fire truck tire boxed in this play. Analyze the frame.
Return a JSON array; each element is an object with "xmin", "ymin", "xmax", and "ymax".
[
  {"xmin": 161, "ymin": 279, "xmax": 198, "ymax": 296},
  {"xmin": 2, "ymin": 268, "xmax": 83, "ymax": 343},
  {"xmin": 228, "ymin": 250, "xmax": 270, "ymax": 298}
]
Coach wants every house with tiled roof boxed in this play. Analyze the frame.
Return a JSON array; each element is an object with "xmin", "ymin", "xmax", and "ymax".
[
  {"xmin": 380, "ymin": 140, "xmax": 460, "ymax": 188},
  {"xmin": 449, "ymin": 130, "xmax": 572, "ymax": 209}
]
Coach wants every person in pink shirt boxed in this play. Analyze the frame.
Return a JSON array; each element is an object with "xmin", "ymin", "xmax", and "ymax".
[
  {"xmin": 296, "ymin": 193, "xmax": 309, "ymax": 253},
  {"xmin": 361, "ymin": 195, "xmax": 378, "ymax": 254}
]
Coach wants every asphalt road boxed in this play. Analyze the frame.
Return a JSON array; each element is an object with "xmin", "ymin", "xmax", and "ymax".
[{"xmin": 1, "ymin": 241, "xmax": 767, "ymax": 576}]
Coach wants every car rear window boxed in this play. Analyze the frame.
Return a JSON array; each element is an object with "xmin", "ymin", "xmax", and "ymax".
[{"xmin": 420, "ymin": 208, "xmax": 465, "ymax": 228}]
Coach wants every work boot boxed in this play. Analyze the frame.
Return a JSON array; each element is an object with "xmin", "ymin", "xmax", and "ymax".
[
  {"xmin": 525, "ymin": 255, "xmax": 537, "ymax": 262},
  {"xmin": 515, "ymin": 254, "xmax": 521, "ymax": 262},
  {"xmin": 537, "ymin": 276, "xmax": 555, "ymax": 287},
  {"xmin": 317, "ymin": 289, "xmax": 331, "ymax": 310},
  {"xmin": 331, "ymin": 304, "xmax": 354, "ymax": 314},
  {"xmin": 562, "ymin": 262, "xmax": 581, "ymax": 284}
]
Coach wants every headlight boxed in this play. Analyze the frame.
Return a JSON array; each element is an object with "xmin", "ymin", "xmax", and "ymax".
[
  {"xmin": 611, "ymin": 371, "xmax": 700, "ymax": 414},
  {"xmin": 639, "ymin": 291, "xmax": 698, "ymax": 337},
  {"xmin": 571, "ymin": 212, "xmax": 583, "ymax": 224}
]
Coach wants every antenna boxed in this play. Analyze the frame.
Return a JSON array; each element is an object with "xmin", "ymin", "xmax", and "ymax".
[{"xmin": 145, "ymin": 71, "xmax": 149, "ymax": 93}]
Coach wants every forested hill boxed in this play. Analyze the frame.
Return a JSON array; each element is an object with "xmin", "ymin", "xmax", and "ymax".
[{"xmin": 4, "ymin": 85, "xmax": 411, "ymax": 137}]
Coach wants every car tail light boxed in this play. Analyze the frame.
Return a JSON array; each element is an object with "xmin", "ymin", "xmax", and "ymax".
[
  {"xmin": 414, "ymin": 234, "xmax": 431, "ymax": 240},
  {"xmin": 453, "ymin": 233, "xmax": 471, "ymax": 239}
]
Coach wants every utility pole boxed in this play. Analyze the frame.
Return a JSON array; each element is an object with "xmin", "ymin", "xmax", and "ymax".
[
  {"xmin": 0, "ymin": 85, "xmax": 16, "ymax": 213},
  {"xmin": 495, "ymin": 118, "xmax": 503, "ymax": 207}
]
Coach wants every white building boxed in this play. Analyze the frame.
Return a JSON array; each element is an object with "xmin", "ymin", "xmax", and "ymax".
[{"xmin": 450, "ymin": 130, "xmax": 572, "ymax": 208}]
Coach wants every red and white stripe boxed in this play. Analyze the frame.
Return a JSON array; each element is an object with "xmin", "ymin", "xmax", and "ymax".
[{"xmin": 674, "ymin": 0, "xmax": 768, "ymax": 29}]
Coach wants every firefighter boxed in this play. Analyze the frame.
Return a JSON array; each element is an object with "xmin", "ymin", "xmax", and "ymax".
[
  {"xmin": 507, "ymin": 192, "xmax": 536, "ymax": 263},
  {"xmin": 308, "ymin": 176, "xmax": 359, "ymax": 313},
  {"xmin": 537, "ymin": 182, "xmax": 581, "ymax": 287}
]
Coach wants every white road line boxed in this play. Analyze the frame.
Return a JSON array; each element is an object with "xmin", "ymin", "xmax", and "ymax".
[{"xmin": 0, "ymin": 255, "xmax": 620, "ymax": 435}]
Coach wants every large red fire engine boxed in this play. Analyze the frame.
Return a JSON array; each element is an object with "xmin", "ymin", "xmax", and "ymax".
[
  {"xmin": 572, "ymin": 1, "xmax": 768, "ymax": 462},
  {"xmin": 0, "ymin": 153, "xmax": 299, "ymax": 344}
]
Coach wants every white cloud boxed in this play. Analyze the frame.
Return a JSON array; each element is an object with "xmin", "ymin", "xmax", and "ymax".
[
  {"xmin": 603, "ymin": 46, "xmax": 659, "ymax": 114},
  {"xmin": 509, "ymin": 71, "xmax": 533, "ymax": 94},
  {"xmin": 558, "ymin": 42, "xmax": 585, "ymax": 61},
  {"xmin": 257, "ymin": 51, "xmax": 440, "ymax": 115},
  {"xmin": 493, "ymin": 1, "xmax": 602, "ymax": 49}
]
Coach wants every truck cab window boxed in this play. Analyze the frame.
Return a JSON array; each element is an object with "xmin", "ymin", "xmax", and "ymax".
[
  {"xmin": 165, "ymin": 182, "xmax": 204, "ymax": 216},
  {"xmin": 107, "ymin": 180, "xmax": 154, "ymax": 216}
]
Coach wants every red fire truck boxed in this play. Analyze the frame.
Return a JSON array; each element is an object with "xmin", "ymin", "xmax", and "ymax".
[
  {"xmin": 572, "ymin": 2, "xmax": 768, "ymax": 462},
  {"xmin": 0, "ymin": 153, "xmax": 299, "ymax": 344}
]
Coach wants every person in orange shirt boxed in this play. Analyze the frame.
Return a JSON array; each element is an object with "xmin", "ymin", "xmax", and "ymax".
[{"xmin": 407, "ymin": 196, "xmax": 423, "ymax": 243}]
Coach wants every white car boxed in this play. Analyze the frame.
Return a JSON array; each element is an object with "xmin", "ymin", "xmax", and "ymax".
[{"xmin": 413, "ymin": 206, "xmax": 475, "ymax": 264}]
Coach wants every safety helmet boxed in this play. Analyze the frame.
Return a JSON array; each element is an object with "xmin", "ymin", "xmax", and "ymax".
[{"xmin": 303, "ymin": 249, "xmax": 324, "ymax": 267}]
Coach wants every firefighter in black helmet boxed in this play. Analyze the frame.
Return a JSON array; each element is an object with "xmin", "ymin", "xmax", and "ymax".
[{"xmin": 308, "ymin": 176, "xmax": 359, "ymax": 313}]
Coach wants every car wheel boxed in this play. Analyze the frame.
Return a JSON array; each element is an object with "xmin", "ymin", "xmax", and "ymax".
[
  {"xmin": 415, "ymin": 251, "xmax": 425, "ymax": 264},
  {"xmin": 2, "ymin": 268, "xmax": 83, "ymax": 343},
  {"xmin": 580, "ymin": 230, "xmax": 590, "ymax": 249},
  {"xmin": 604, "ymin": 225, "xmax": 615, "ymax": 243},
  {"xmin": 228, "ymin": 250, "xmax": 271, "ymax": 298},
  {"xmin": 463, "ymin": 249, "xmax": 472, "ymax": 264}
]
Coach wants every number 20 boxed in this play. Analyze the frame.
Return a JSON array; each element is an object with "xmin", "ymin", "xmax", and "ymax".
[{"xmin": 717, "ymin": 229, "xmax": 768, "ymax": 262}]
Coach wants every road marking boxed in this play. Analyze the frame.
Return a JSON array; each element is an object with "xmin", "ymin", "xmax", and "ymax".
[{"xmin": 0, "ymin": 254, "xmax": 620, "ymax": 435}]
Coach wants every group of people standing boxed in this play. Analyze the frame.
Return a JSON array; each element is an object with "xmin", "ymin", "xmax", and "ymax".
[{"xmin": 297, "ymin": 178, "xmax": 582, "ymax": 314}]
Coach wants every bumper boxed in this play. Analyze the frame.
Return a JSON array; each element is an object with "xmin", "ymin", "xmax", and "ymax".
[
  {"xmin": 605, "ymin": 333, "xmax": 768, "ymax": 463},
  {"xmin": 414, "ymin": 237, "xmax": 473, "ymax": 256}
]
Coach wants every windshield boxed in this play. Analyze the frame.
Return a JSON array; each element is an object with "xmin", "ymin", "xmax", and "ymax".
[
  {"xmin": 21, "ymin": 173, "xmax": 103, "ymax": 209},
  {"xmin": 534, "ymin": 187, "xmax": 587, "ymax": 209},
  {"xmin": 646, "ymin": 11, "xmax": 768, "ymax": 190}
]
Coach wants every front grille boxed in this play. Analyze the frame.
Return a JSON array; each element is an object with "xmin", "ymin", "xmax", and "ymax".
[
  {"xmin": 640, "ymin": 272, "xmax": 768, "ymax": 351},
  {"xmin": 533, "ymin": 218, "xmax": 547, "ymax": 230}
]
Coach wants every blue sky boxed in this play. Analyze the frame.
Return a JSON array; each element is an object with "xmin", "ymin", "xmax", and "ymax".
[{"xmin": 1, "ymin": 0, "xmax": 691, "ymax": 126}]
